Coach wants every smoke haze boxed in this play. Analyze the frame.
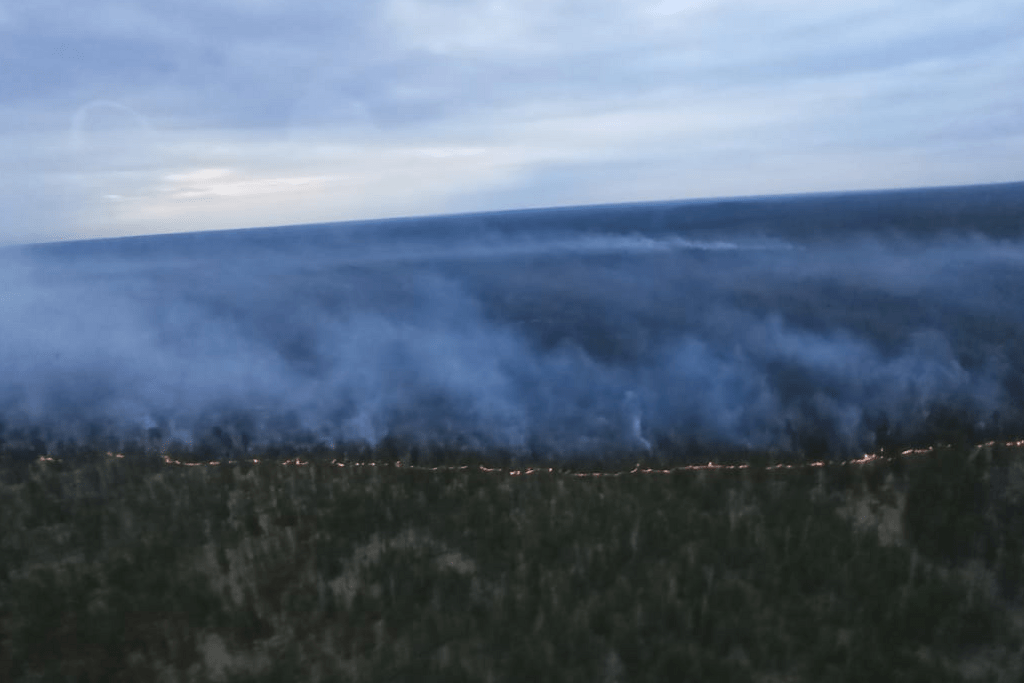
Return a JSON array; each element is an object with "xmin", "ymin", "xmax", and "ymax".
[{"xmin": 2, "ymin": 182, "xmax": 1023, "ymax": 457}]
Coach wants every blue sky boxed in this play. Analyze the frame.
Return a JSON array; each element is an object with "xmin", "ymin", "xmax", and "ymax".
[{"xmin": 2, "ymin": 0, "xmax": 1022, "ymax": 244}]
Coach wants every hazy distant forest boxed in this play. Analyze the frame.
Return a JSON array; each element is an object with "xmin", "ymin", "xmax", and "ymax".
[{"xmin": 3, "ymin": 181, "xmax": 1024, "ymax": 456}]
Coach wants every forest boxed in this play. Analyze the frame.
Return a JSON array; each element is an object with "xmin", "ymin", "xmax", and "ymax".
[{"xmin": 2, "ymin": 437, "xmax": 1023, "ymax": 682}]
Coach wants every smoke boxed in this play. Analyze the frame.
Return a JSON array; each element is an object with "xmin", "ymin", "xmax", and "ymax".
[{"xmin": 2, "ymin": 185, "xmax": 1023, "ymax": 457}]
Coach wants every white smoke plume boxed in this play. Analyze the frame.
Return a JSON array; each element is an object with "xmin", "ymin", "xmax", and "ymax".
[{"xmin": 1, "ymin": 184, "xmax": 1022, "ymax": 458}]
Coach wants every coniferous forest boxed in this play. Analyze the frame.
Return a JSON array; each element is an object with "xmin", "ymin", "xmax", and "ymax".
[{"xmin": 2, "ymin": 439, "xmax": 1023, "ymax": 682}]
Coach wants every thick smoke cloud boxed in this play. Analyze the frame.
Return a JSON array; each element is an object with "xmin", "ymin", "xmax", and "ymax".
[{"xmin": 2, "ymin": 183, "xmax": 1023, "ymax": 458}]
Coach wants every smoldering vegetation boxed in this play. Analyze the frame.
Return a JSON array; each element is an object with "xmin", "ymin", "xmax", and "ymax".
[{"xmin": 1, "ymin": 181, "xmax": 1023, "ymax": 459}]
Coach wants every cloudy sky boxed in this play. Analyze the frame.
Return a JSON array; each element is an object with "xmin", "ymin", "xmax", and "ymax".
[{"xmin": 2, "ymin": 0, "xmax": 1022, "ymax": 244}]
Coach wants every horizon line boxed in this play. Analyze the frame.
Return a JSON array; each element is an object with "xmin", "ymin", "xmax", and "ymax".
[{"xmin": 6, "ymin": 178, "xmax": 1023, "ymax": 250}]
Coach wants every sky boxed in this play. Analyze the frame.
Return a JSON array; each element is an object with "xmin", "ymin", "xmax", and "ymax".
[{"xmin": 1, "ymin": 0, "xmax": 1023, "ymax": 244}]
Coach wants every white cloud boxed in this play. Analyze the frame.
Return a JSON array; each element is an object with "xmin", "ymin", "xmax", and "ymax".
[{"xmin": 2, "ymin": 0, "xmax": 1023, "ymax": 243}]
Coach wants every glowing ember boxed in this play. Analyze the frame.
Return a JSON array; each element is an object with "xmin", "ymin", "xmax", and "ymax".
[{"xmin": 35, "ymin": 438, "xmax": 1010, "ymax": 477}]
